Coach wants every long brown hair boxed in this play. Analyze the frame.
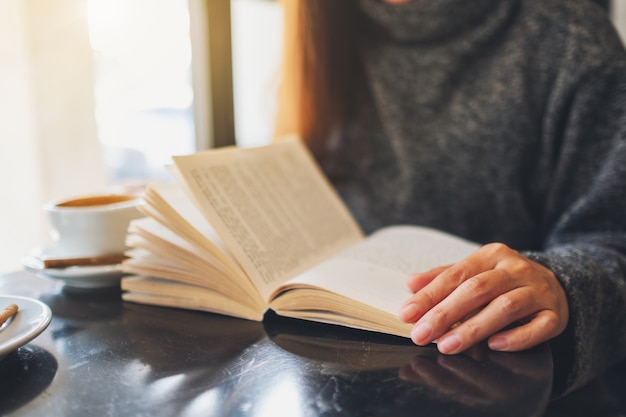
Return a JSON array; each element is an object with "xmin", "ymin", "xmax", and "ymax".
[{"xmin": 275, "ymin": 0, "xmax": 362, "ymax": 159}]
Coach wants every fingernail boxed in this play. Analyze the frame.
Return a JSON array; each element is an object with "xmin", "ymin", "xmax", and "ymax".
[
  {"xmin": 489, "ymin": 336, "xmax": 508, "ymax": 351},
  {"xmin": 399, "ymin": 303, "xmax": 419, "ymax": 321},
  {"xmin": 438, "ymin": 334, "xmax": 461, "ymax": 354},
  {"xmin": 411, "ymin": 322, "xmax": 432, "ymax": 345}
]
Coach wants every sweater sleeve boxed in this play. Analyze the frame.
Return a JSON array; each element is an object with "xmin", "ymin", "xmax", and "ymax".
[{"xmin": 524, "ymin": 50, "xmax": 626, "ymax": 396}]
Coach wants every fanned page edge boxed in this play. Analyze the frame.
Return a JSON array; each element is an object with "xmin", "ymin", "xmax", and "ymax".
[
  {"xmin": 122, "ymin": 182, "xmax": 267, "ymax": 316},
  {"xmin": 121, "ymin": 276, "xmax": 265, "ymax": 321},
  {"xmin": 142, "ymin": 182, "xmax": 250, "ymax": 281},
  {"xmin": 171, "ymin": 138, "xmax": 364, "ymax": 301}
]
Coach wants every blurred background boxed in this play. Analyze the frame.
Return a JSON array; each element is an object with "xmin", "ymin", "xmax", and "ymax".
[
  {"xmin": 0, "ymin": 0, "xmax": 282, "ymax": 273},
  {"xmin": 0, "ymin": 0, "xmax": 624, "ymax": 273}
]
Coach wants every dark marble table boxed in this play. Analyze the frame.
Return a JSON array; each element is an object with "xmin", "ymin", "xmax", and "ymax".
[{"xmin": 0, "ymin": 271, "xmax": 554, "ymax": 417}]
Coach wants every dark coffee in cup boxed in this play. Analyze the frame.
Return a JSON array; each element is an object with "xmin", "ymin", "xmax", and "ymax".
[
  {"xmin": 44, "ymin": 194, "xmax": 145, "ymax": 258},
  {"xmin": 55, "ymin": 194, "xmax": 137, "ymax": 208}
]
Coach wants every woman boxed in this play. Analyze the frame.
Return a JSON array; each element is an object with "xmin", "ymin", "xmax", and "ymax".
[{"xmin": 275, "ymin": 0, "xmax": 626, "ymax": 398}]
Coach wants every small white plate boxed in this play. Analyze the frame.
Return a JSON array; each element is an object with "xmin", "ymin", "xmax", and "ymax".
[
  {"xmin": 22, "ymin": 245, "xmax": 126, "ymax": 289},
  {"xmin": 0, "ymin": 295, "xmax": 52, "ymax": 361}
]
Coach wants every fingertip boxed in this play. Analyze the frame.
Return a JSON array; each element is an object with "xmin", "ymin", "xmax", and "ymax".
[
  {"xmin": 399, "ymin": 302, "xmax": 420, "ymax": 322},
  {"xmin": 406, "ymin": 273, "xmax": 421, "ymax": 292},
  {"xmin": 488, "ymin": 335, "xmax": 509, "ymax": 351},
  {"xmin": 410, "ymin": 321, "xmax": 433, "ymax": 345},
  {"xmin": 437, "ymin": 334, "xmax": 462, "ymax": 354},
  {"xmin": 406, "ymin": 271, "xmax": 432, "ymax": 293},
  {"xmin": 407, "ymin": 265, "xmax": 450, "ymax": 292}
]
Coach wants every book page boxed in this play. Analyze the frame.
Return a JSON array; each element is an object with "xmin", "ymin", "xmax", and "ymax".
[
  {"xmin": 269, "ymin": 225, "xmax": 480, "ymax": 330},
  {"xmin": 333, "ymin": 225, "xmax": 480, "ymax": 276},
  {"xmin": 172, "ymin": 138, "xmax": 364, "ymax": 299},
  {"xmin": 142, "ymin": 182, "xmax": 244, "ymax": 276},
  {"xmin": 122, "ymin": 277, "xmax": 265, "ymax": 321},
  {"xmin": 124, "ymin": 217, "xmax": 264, "ymax": 310}
]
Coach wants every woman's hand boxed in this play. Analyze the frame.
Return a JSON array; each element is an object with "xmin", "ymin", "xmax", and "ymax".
[{"xmin": 398, "ymin": 243, "xmax": 569, "ymax": 354}]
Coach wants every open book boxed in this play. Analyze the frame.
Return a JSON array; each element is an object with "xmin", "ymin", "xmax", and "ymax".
[{"xmin": 121, "ymin": 138, "xmax": 480, "ymax": 338}]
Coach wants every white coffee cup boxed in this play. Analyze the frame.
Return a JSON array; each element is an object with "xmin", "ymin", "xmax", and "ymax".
[{"xmin": 44, "ymin": 194, "xmax": 145, "ymax": 258}]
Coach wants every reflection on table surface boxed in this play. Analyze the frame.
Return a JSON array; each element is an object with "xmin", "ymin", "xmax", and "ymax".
[{"xmin": 0, "ymin": 271, "xmax": 552, "ymax": 417}]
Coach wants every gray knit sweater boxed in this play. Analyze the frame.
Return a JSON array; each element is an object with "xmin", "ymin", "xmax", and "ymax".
[{"xmin": 323, "ymin": 0, "xmax": 626, "ymax": 397}]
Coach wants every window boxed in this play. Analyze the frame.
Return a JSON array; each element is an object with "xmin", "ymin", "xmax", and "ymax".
[
  {"xmin": 231, "ymin": 0, "xmax": 283, "ymax": 148},
  {"xmin": 613, "ymin": 0, "xmax": 626, "ymax": 44},
  {"xmin": 87, "ymin": 0, "xmax": 196, "ymax": 184},
  {"xmin": 0, "ymin": 0, "xmax": 283, "ymax": 273}
]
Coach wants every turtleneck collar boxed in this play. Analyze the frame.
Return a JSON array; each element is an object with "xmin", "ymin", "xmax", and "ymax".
[{"xmin": 357, "ymin": 0, "xmax": 515, "ymax": 43}]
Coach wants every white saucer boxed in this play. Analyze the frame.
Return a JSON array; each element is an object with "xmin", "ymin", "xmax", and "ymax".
[
  {"xmin": 0, "ymin": 295, "xmax": 52, "ymax": 361},
  {"xmin": 22, "ymin": 245, "xmax": 126, "ymax": 289}
]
